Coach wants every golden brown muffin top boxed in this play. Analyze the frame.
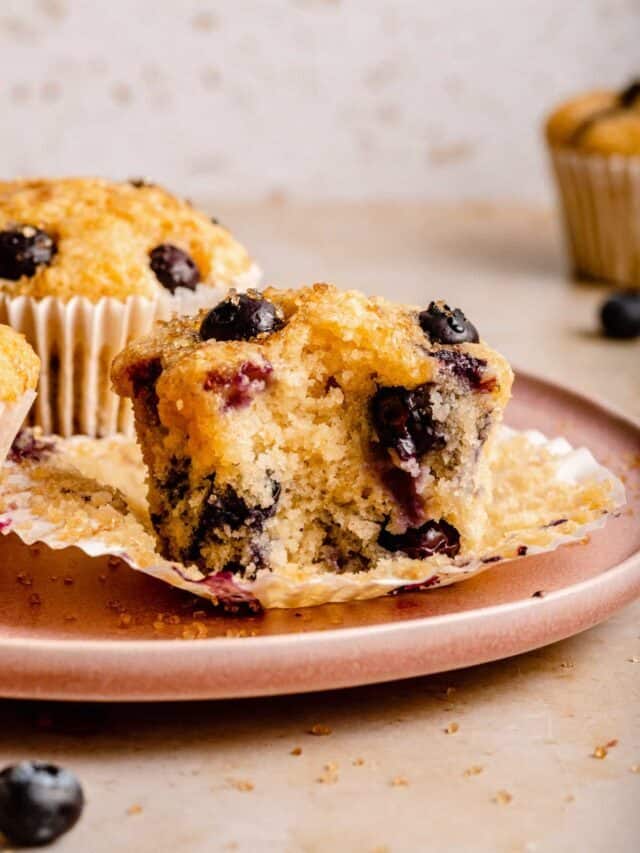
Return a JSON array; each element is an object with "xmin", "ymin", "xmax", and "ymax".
[
  {"xmin": 545, "ymin": 81, "xmax": 640, "ymax": 154},
  {"xmin": 0, "ymin": 177, "xmax": 256, "ymax": 302},
  {"xmin": 113, "ymin": 283, "xmax": 512, "ymax": 417},
  {"xmin": 0, "ymin": 324, "xmax": 40, "ymax": 402}
]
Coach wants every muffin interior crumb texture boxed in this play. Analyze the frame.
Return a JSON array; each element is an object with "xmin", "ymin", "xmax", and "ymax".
[{"xmin": 113, "ymin": 284, "xmax": 514, "ymax": 581}]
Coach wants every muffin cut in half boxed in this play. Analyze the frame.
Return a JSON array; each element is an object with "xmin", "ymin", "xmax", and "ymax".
[{"xmin": 112, "ymin": 285, "xmax": 513, "ymax": 580}]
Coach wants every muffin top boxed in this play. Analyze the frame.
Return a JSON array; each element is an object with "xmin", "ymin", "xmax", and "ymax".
[
  {"xmin": 0, "ymin": 177, "xmax": 256, "ymax": 302},
  {"xmin": 546, "ymin": 80, "xmax": 640, "ymax": 154},
  {"xmin": 0, "ymin": 324, "xmax": 39, "ymax": 402}
]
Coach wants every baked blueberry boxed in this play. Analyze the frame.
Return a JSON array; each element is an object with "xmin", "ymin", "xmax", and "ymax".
[
  {"xmin": 0, "ymin": 226, "xmax": 57, "ymax": 280},
  {"xmin": 149, "ymin": 243, "xmax": 201, "ymax": 292},
  {"xmin": 419, "ymin": 301, "xmax": 479, "ymax": 345},
  {"xmin": 619, "ymin": 80, "xmax": 640, "ymax": 109},
  {"xmin": 0, "ymin": 761, "xmax": 84, "ymax": 847},
  {"xmin": 600, "ymin": 291, "xmax": 640, "ymax": 339},
  {"xmin": 371, "ymin": 384, "xmax": 443, "ymax": 461},
  {"xmin": 378, "ymin": 518, "xmax": 460, "ymax": 559},
  {"xmin": 200, "ymin": 292, "xmax": 284, "ymax": 342}
]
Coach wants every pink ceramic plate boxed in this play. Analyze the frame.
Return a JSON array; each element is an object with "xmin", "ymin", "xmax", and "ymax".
[{"xmin": 0, "ymin": 371, "xmax": 637, "ymax": 702}]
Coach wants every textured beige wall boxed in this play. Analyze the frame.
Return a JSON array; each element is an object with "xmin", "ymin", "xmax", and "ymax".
[{"xmin": 1, "ymin": 0, "xmax": 638, "ymax": 200}]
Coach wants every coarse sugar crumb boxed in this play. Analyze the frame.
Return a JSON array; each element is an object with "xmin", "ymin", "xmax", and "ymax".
[
  {"xmin": 463, "ymin": 765, "xmax": 483, "ymax": 777},
  {"xmin": 308, "ymin": 724, "xmax": 332, "ymax": 736},
  {"xmin": 181, "ymin": 621, "xmax": 208, "ymax": 639},
  {"xmin": 444, "ymin": 722, "xmax": 459, "ymax": 734},
  {"xmin": 16, "ymin": 572, "xmax": 33, "ymax": 586},
  {"xmin": 126, "ymin": 804, "xmax": 143, "ymax": 816},
  {"xmin": 627, "ymin": 656, "xmax": 640, "ymax": 663},
  {"xmin": 316, "ymin": 762, "xmax": 339, "ymax": 784},
  {"xmin": 591, "ymin": 741, "xmax": 617, "ymax": 760},
  {"xmin": 352, "ymin": 757, "xmax": 365, "ymax": 766},
  {"xmin": 227, "ymin": 778, "xmax": 254, "ymax": 792},
  {"xmin": 492, "ymin": 790, "xmax": 512, "ymax": 805},
  {"xmin": 290, "ymin": 747, "xmax": 302, "ymax": 756},
  {"xmin": 28, "ymin": 593, "xmax": 41, "ymax": 607},
  {"xmin": 390, "ymin": 776, "xmax": 409, "ymax": 787}
]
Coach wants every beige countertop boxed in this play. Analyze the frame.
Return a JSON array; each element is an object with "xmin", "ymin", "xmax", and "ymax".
[{"xmin": 1, "ymin": 202, "xmax": 638, "ymax": 853}]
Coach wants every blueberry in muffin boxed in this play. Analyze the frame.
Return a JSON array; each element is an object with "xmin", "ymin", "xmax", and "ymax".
[{"xmin": 112, "ymin": 284, "xmax": 513, "ymax": 580}]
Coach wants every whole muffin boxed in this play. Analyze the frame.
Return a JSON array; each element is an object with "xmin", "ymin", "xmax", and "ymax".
[
  {"xmin": 545, "ymin": 80, "xmax": 640, "ymax": 286},
  {"xmin": 0, "ymin": 324, "xmax": 39, "ymax": 461},
  {"xmin": 0, "ymin": 177, "xmax": 259, "ymax": 436}
]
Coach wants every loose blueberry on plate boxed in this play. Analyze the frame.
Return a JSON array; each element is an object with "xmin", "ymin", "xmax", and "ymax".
[
  {"xmin": 600, "ymin": 291, "xmax": 640, "ymax": 339},
  {"xmin": 419, "ymin": 301, "xmax": 479, "ymax": 345},
  {"xmin": 0, "ymin": 761, "xmax": 84, "ymax": 847},
  {"xmin": 149, "ymin": 243, "xmax": 201, "ymax": 292},
  {"xmin": 200, "ymin": 292, "xmax": 284, "ymax": 342},
  {"xmin": 0, "ymin": 226, "xmax": 57, "ymax": 280}
]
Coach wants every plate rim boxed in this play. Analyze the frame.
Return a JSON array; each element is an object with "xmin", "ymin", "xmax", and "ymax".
[{"xmin": 0, "ymin": 368, "xmax": 638, "ymax": 700}]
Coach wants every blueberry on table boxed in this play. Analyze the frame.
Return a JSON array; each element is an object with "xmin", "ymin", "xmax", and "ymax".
[
  {"xmin": 149, "ymin": 243, "xmax": 201, "ymax": 292},
  {"xmin": 419, "ymin": 301, "xmax": 479, "ymax": 345},
  {"xmin": 200, "ymin": 292, "xmax": 284, "ymax": 341},
  {"xmin": 600, "ymin": 291, "xmax": 640, "ymax": 339},
  {"xmin": 0, "ymin": 761, "xmax": 84, "ymax": 847},
  {"xmin": 0, "ymin": 226, "xmax": 57, "ymax": 280}
]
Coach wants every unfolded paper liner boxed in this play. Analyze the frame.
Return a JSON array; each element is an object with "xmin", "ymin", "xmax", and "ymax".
[
  {"xmin": 0, "ymin": 425, "xmax": 626, "ymax": 612},
  {"xmin": 0, "ymin": 390, "xmax": 36, "ymax": 463},
  {"xmin": 0, "ymin": 263, "xmax": 261, "ymax": 439},
  {"xmin": 549, "ymin": 147, "xmax": 640, "ymax": 286}
]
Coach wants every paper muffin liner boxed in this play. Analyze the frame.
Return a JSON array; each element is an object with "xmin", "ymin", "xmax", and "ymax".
[
  {"xmin": 0, "ymin": 390, "xmax": 36, "ymax": 463},
  {"xmin": 0, "ymin": 266, "xmax": 260, "ymax": 439},
  {"xmin": 0, "ymin": 425, "xmax": 625, "ymax": 612},
  {"xmin": 549, "ymin": 147, "xmax": 640, "ymax": 286}
]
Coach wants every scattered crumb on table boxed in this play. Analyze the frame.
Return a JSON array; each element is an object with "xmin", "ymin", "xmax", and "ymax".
[{"xmin": 308, "ymin": 724, "xmax": 332, "ymax": 736}]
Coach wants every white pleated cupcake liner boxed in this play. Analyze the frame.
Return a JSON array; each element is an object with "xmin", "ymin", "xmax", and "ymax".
[
  {"xmin": 0, "ymin": 425, "xmax": 625, "ymax": 611},
  {"xmin": 550, "ymin": 148, "xmax": 640, "ymax": 286},
  {"xmin": 0, "ymin": 265, "xmax": 261, "ymax": 439},
  {"xmin": 0, "ymin": 390, "xmax": 37, "ymax": 463}
]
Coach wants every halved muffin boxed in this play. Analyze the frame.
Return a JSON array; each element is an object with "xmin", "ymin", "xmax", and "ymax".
[{"xmin": 112, "ymin": 285, "xmax": 513, "ymax": 580}]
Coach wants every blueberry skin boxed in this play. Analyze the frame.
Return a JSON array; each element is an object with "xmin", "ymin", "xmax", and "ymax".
[
  {"xmin": 600, "ymin": 291, "xmax": 640, "ymax": 339},
  {"xmin": 419, "ymin": 302, "xmax": 479, "ymax": 345},
  {"xmin": 0, "ymin": 226, "xmax": 57, "ymax": 280},
  {"xmin": 200, "ymin": 293, "xmax": 284, "ymax": 342},
  {"xmin": 0, "ymin": 761, "xmax": 84, "ymax": 847},
  {"xmin": 149, "ymin": 243, "xmax": 201, "ymax": 293}
]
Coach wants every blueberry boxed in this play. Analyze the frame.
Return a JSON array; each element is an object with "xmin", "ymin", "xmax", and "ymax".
[
  {"xmin": 619, "ymin": 80, "xmax": 640, "ymax": 109},
  {"xmin": 434, "ymin": 349, "xmax": 495, "ymax": 392},
  {"xmin": 0, "ymin": 761, "xmax": 84, "ymax": 847},
  {"xmin": 378, "ymin": 518, "xmax": 460, "ymax": 559},
  {"xmin": 600, "ymin": 291, "xmax": 640, "ymax": 339},
  {"xmin": 199, "ymin": 292, "xmax": 284, "ymax": 342},
  {"xmin": 371, "ymin": 384, "xmax": 443, "ymax": 462},
  {"xmin": 419, "ymin": 301, "xmax": 479, "ymax": 345},
  {"xmin": 149, "ymin": 243, "xmax": 201, "ymax": 293},
  {"xmin": 0, "ymin": 226, "xmax": 57, "ymax": 280}
]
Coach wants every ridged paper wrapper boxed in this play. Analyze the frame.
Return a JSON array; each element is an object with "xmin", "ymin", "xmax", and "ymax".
[{"xmin": 0, "ymin": 425, "xmax": 625, "ymax": 612}]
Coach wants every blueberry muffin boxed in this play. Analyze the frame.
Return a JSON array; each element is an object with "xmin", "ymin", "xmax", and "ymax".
[
  {"xmin": 112, "ymin": 284, "xmax": 513, "ymax": 581},
  {"xmin": 545, "ymin": 80, "xmax": 640, "ymax": 285},
  {"xmin": 0, "ymin": 324, "xmax": 39, "ymax": 461},
  {"xmin": 0, "ymin": 177, "xmax": 259, "ymax": 436}
]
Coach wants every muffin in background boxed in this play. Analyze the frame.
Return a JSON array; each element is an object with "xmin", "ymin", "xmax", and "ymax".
[
  {"xmin": 0, "ymin": 177, "xmax": 260, "ymax": 437},
  {"xmin": 0, "ymin": 325, "xmax": 39, "ymax": 462},
  {"xmin": 545, "ymin": 80, "xmax": 640, "ymax": 287}
]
